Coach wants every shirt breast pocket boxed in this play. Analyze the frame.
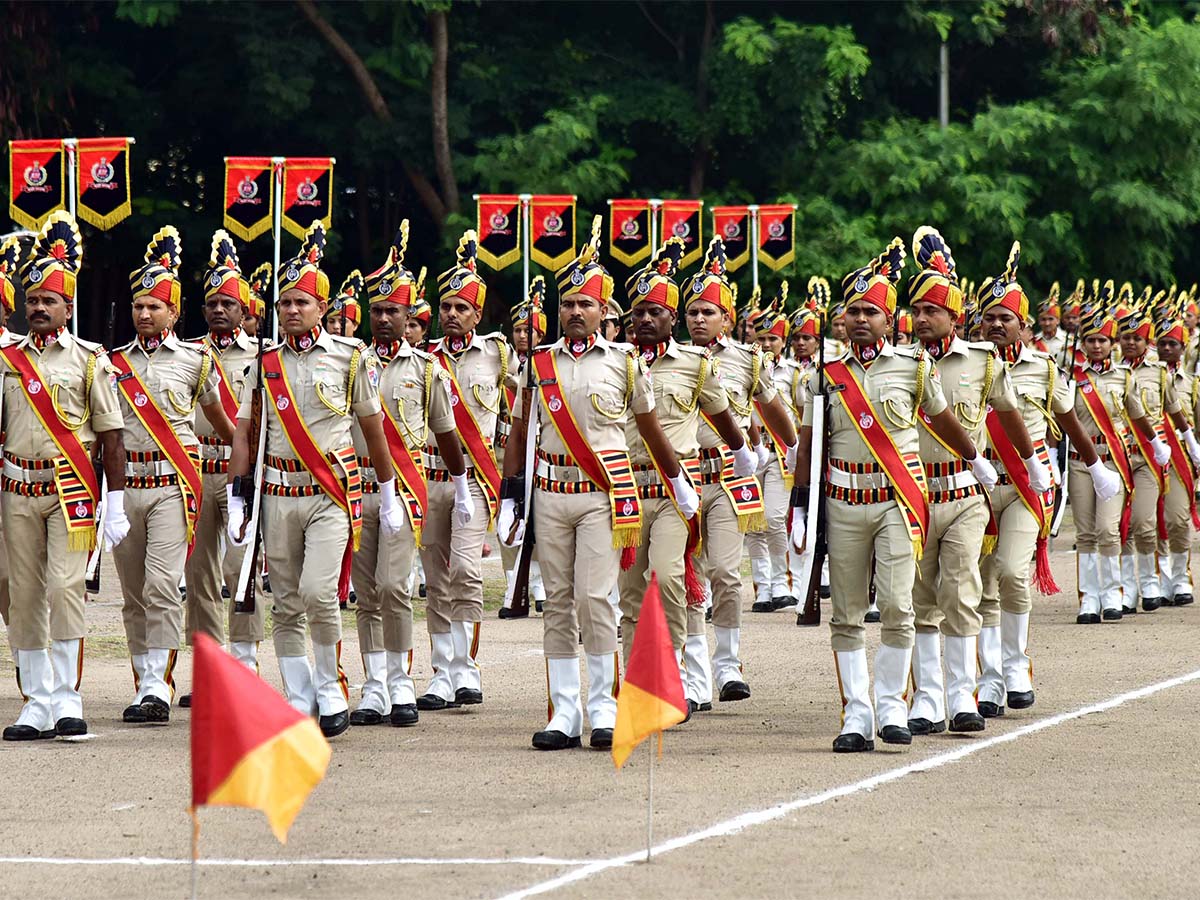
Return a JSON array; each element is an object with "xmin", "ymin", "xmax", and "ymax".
[
  {"xmin": 468, "ymin": 373, "xmax": 500, "ymax": 414},
  {"xmin": 158, "ymin": 374, "xmax": 197, "ymax": 414},
  {"xmin": 316, "ymin": 374, "xmax": 349, "ymax": 415},
  {"xmin": 661, "ymin": 386, "xmax": 697, "ymax": 420},
  {"xmin": 877, "ymin": 386, "xmax": 915, "ymax": 426},
  {"xmin": 588, "ymin": 384, "xmax": 627, "ymax": 420}
]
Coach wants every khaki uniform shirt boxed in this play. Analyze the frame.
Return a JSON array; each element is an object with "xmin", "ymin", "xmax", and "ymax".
[
  {"xmin": 514, "ymin": 336, "xmax": 654, "ymax": 457},
  {"xmin": 352, "ymin": 342, "xmax": 456, "ymax": 461},
  {"xmin": 239, "ymin": 330, "xmax": 380, "ymax": 458},
  {"xmin": 1036, "ymin": 328, "xmax": 1066, "ymax": 364},
  {"xmin": 2, "ymin": 330, "xmax": 124, "ymax": 458},
  {"xmin": 917, "ymin": 338, "xmax": 1018, "ymax": 462},
  {"xmin": 1127, "ymin": 358, "xmax": 1181, "ymax": 429},
  {"xmin": 1072, "ymin": 362, "xmax": 1145, "ymax": 445},
  {"xmin": 626, "ymin": 339, "xmax": 727, "ymax": 466},
  {"xmin": 423, "ymin": 331, "xmax": 513, "ymax": 459},
  {"xmin": 1166, "ymin": 365, "xmax": 1197, "ymax": 429},
  {"xmin": 698, "ymin": 337, "xmax": 775, "ymax": 450},
  {"xmin": 789, "ymin": 358, "xmax": 818, "ymax": 414},
  {"xmin": 999, "ymin": 342, "xmax": 1074, "ymax": 446},
  {"xmin": 115, "ymin": 333, "xmax": 220, "ymax": 452},
  {"xmin": 802, "ymin": 342, "xmax": 949, "ymax": 463},
  {"xmin": 193, "ymin": 329, "xmax": 258, "ymax": 442}
]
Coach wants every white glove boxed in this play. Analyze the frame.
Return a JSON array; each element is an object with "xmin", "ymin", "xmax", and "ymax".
[
  {"xmin": 103, "ymin": 489, "xmax": 130, "ymax": 550},
  {"xmin": 668, "ymin": 469, "xmax": 700, "ymax": 520},
  {"xmin": 790, "ymin": 506, "xmax": 806, "ymax": 553},
  {"xmin": 968, "ymin": 453, "xmax": 998, "ymax": 490},
  {"xmin": 497, "ymin": 497, "xmax": 524, "ymax": 548},
  {"xmin": 731, "ymin": 441, "xmax": 757, "ymax": 479},
  {"xmin": 1151, "ymin": 435, "xmax": 1171, "ymax": 467},
  {"xmin": 226, "ymin": 484, "xmax": 251, "ymax": 547},
  {"xmin": 753, "ymin": 442, "xmax": 769, "ymax": 471},
  {"xmin": 1050, "ymin": 460, "xmax": 1061, "ymax": 488},
  {"xmin": 1023, "ymin": 453, "xmax": 1052, "ymax": 493},
  {"xmin": 1087, "ymin": 459, "xmax": 1122, "ymax": 501},
  {"xmin": 1182, "ymin": 428, "xmax": 1200, "ymax": 467},
  {"xmin": 451, "ymin": 472, "xmax": 475, "ymax": 528},
  {"xmin": 378, "ymin": 479, "xmax": 406, "ymax": 535},
  {"xmin": 784, "ymin": 442, "xmax": 798, "ymax": 475}
]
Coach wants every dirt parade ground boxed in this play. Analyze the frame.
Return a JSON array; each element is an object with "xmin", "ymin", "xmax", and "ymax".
[{"xmin": 0, "ymin": 519, "xmax": 1197, "ymax": 900}]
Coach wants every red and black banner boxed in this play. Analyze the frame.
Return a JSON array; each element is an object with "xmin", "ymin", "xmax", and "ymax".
[
  {"xmin": 76, "ymin": 138, "xmax": 132, "ymax": 230},
  {"xmin": 757, "ymin": 204, "xmax": 796, "ymax": 271},
  {"xmin": 609, "ymin": 198, "xmax": 652, "ymax": 267},
  {"xmin": 281, "ymin": 157, "xmax": 334, "ymax": 240},
  {"xmin": 223, "ymin": 157, "xmax": 274, "ymax": 242},
  {"xmin": 660, "ymin": 200, "xmax": 703, "ymax": 268},
  {"xmin": 530, "ymin": 194, "xmax": 575, "ymax": 270},
  {"xmin": 476, "ymin": 194, "xmax": 521, "ymax": 270},
  {"xmin": 9, "ymin": 139, "xmax": 65, "ymax": 230},
  {"xmin": 711, "ymin": 205, "xmax": 751, "ymax": 272}
]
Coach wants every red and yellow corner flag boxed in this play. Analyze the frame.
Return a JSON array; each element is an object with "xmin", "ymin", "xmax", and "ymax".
[
  {"xmin": 612, "ymin": 573, "xmax": 688, "ymax": 769},
  {"xmin": 190, "ymin": 634, "xmax": 331, "ymax": 843}
]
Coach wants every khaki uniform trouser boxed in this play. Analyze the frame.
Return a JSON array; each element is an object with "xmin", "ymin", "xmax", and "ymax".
[
  {"xmin": 114, "ymin": 485, "xmax": 188, "ymax": 653},
  {"xmin": 184, "ymin": 472, "xmax": 265, "ymax": 645},
  {"xmin": 979, "ymin": 484, "xmax": 1040, "ymax": 627},
  {"xmin": 1121, "ymin": 457, "xmax": 1161, "ymax": 555},
  {"xmin": 1161, "ymin": 466, "xmax": 1194, "ymax": 553},
  {"xmin": 262, "ymin": 491, "xmax": 348, "ymax": 658},
  {"xmin": 828, "ymin": 497, "xmax": 916, "ymax": 652},
  {"xmin": 419, "ymin": 476, "xmax": 489, "ymax": 634},
  {"xmin": 690, "ymin": 486, "xmax": 743, "ymax": 635},
  {"xmin": 352, "ymin": 493, "xmax": 417, "ymax": 654},
  {"xmin": 745, "ymin": 457, "xmax": 788, "ymax": 561},
  {"xmin": 619, "ymin": 496, "xmax": 688, "ymax": 662},
  {"xmin": 534, "ymin": 488, "xmax": 619, "ymax": 658},
  {"xmin": 913, "ymin": 493, "xmax": 987, "ymax": 637},
  {"xmin": 2, "ymin": 491, "xmax": 87, "ymax": 649},
  {"xmin": 0, "ymin": 511, "xmax": 10, "ymax": 627},
  {"xmin": 1069, "ymin": 460, "xmax": 1126, "ymax": 556}
]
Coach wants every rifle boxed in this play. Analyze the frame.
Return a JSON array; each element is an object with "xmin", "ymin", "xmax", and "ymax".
[
  {"xmin": 85, "ymin": 296, "xmax": 119, "ymax": 593},
  {"xmin": 231, "ymin": 297, "xmax": 271, "ymax": 614},
  {"xmin": 795, "ymin": 329, "xmax": 829, "ymax": 627},
  {"xmin": 505, "ymin": 352, "xmax": 539, "ymax": 618},
  {"xmin": 1050, "ymin": 323, "xmax": 1081, "ymax": 537}
]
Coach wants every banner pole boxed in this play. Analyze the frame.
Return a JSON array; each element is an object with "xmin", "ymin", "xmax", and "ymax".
[
  {"xmin": 65, "ymin": 138, "xmax": 78, "ymax": 335},
  {"xmin": 519, "ymin": 193, "xmax": 532, "ymax": 304},
  {"xmin": 649, "ymin": 198, "xmax": 661, "ymax": 250},
  {"xmin": 271, "ymin": 158, "xmax": 285, "ymax": 345},
  {"xmin": 645, "ymin": 739, "xmax": 655, "ymax": 863},
  {"xmin": 749, "ymin": 204, "xmax": 760, "ymax": 293}
]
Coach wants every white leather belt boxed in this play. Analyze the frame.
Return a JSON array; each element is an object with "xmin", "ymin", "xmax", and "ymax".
[
  {"xmin": 699, "ymin": 456, "xmax": 725, "ymax": 475},
  {"xmin": 360, "ymin": 466, "xmax": 377, "ymax": 482},
  {"xmin": 828, "ymin": 467, "xmax": 890, "ymax": 490},
  {"xmin": 534, "ymin": 459, "xmax": 590, "ymax": 483},
  {"xmin": 633, "ymin": 468, "xmax": 662, "ymax": 487},
  {"xmin": 201, "ymin": 443, "xmax": 232, "ymax": 461},
  {"xmin": 926, "ymin": 470, "xmax": 979, "ymax": 493},
  {"xmin": 423, "ymin": 450, "xmax": 473, "ymax": 471},
  {"xmin": 497, "ymin": 421, "xmax": 512, "ymax": 436},
  {"xmin": 125, "ymin": 460, "xmax": 176, "ymax": 478},
  {"xmin": 2, "ymin": 460, "xmax": 55, "ymax": 483},
  {"xmin": 264, "ymin": 466, "xmax": 316, "ymax": 487}
]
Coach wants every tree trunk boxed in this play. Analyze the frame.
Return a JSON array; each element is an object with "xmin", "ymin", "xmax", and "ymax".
[
  {"xmin": 687, "ymin": 0, "xmax": 715, "ymax": 197},
  {"xmin": 429, "ymin": 10, "xmax": 460, "ymax": 217}
]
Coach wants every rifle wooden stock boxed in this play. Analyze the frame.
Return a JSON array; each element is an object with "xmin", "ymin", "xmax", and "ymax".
[{"xmin": 504, "ymin": 374, "xmax": 540, "ymax": 619}]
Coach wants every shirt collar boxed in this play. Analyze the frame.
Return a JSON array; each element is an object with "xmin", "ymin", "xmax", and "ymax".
[
  {"xmin": 27, "ymin": 325, "xmax": 69, "ymax": 352},
  {"xmin": 284, "ymin": 325, "xmax": 327, "ymax": 354},
  {"xmin": 136, "ymin": 328, "xmax": 174, "ymax": 354}
]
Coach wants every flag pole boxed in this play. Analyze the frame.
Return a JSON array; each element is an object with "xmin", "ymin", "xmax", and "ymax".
[
  {"xmin": 271, "ymin": 157, "xmax": 285, "ymax": 346},
  {"xmin": 749, "ymin": 204, "xmax": 760, "ymax": 293},
  {"xmin": 645, "ymin": 738, "xmax": 655, "ymax": 862},
  {"xmin": 519, "ymin": 193, "xmax": 532, "ymax": 303},
  {"xmin": 65, "ymin": 138, "xmax": 78, "ymax": 336},
  {"xmin": 649, "ymin": 198, "xmax": 662, "ymax": 250}
]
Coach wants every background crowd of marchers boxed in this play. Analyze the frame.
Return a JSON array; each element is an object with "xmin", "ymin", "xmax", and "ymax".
[{"xmin": 4, "ymin": 0, "xmax": 1200, "ymax": 339}]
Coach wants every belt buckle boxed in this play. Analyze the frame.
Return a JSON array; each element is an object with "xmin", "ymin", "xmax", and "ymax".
[
  {"xmin": 284, "ymin": 470, "xmax": 311, "ymax": 487},
  {"xmin": 362, "ymin": 467, "xmax": 377, "ymax": 482}
]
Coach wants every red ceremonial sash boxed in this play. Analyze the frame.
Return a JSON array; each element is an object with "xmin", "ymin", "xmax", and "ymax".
[
  {"xmin": 110, "ymin": 351, "xmax": 204, "ymax": 547},
  {"xmin": 644, "ymin": 451, "xmax": 705, "ymax": 606},
  {"xmin": 1163, "ymin": 419, "xmax": 1200, "ymax": 529},
  {"xmin": 209, "ymin": 352, "xmax": 241, "ymax": 424},
  {"xmin": 700, "ymin": 410, "xmax": 766, "ymax": 533},
  {"xmin": 752, "ymin": 397, "xmax": 793, "ymax": 487},
  {"xmin": 826, "ymin": 359, "xmax": 929, "ymax": 557},
  {"xmin": 531, "ymin": 349, "xmax": 641, "ymax": 547},
  {"xmin": 1075, "ymin": 369, "xmax": 1135, "ymax": 542},
  {"xmin": 0, "ymin": 344, "xmax": 101, "ymax": 551},
  {"xmin": 986, "ymin": 409, "xmax": 1050, "ymax": 537},
  {"xmin": 379, "ymin": 404, "xmax": 428, "ymax": 547},
  {"xmin": 261, "ymin": 348, "xmax": 363, "ymax": 550},
  {"xmin": 432, "ymin": 349, "xmax": 502, "ymax": 526}
]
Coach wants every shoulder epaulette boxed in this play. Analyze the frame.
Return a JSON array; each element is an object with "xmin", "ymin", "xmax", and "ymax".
[
  {"xmin": 328, "ymin": 334, "xmax": 366, "ymax": 350},
  {"xmin": 675, "ymin": 343, "xmax": 709, "ymax": 357},
  {"xmin": 966, "ymin": 340, "xmax": 996, "ymax": 353}
]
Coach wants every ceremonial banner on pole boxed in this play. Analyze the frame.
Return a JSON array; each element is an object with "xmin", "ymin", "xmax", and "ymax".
[
  {"xmin": 281, "ymin": 157, "xmax": 334, "ymax": 240},
  {"xmin": 223, "ymin": 157, "xmax": 275, "ymax": 242},
  {"xmin": 75, "ymin": 137, "xmax": 132, "ymax": 230},
  {"xmin": 660, "ymin": 200, "xmax": 703, "ymax": 268},
  {"xmin": 8, "ymin": 139, "xmax": 65, "ymax": 230},
  {"xmin": 757, "ymin": 204, "xmax": 796, "ymax": 271},
  {"xmin": 476, "ymin": 194, "xmax": 522, "ymax": 270},
  {"xmin": 711, "ymin": 205, "xmax": 751, "ymax": 271},
  {"xmin": 609, "ymin": 199, "xmax": 653, "ymax": 267},
  {"xmin": 529, "ymin": 194, "xmax": 575, "ymax": 270}
]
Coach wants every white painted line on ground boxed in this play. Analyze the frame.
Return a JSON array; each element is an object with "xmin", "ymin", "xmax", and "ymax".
[
  {"xmin": 495, "ymin": 667, "xmax": 1200, "ymax": 900},
  {"xmin": 0, "ymin": 855, "xmax": 591, "ymax": 869}
]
